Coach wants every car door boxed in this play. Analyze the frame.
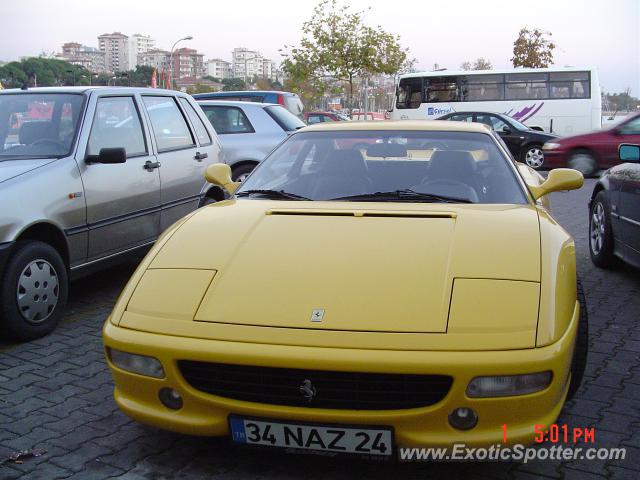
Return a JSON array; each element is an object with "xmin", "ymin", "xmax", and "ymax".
[
  {"xmin": 478, "ymin": 114, "xmax": 523, "ymax": 156},
  {"xmin": 200, "ymin": 104, "xmax": 258, "ymax": 167},
  {"xmin": 616, "ymin": 147, "xmax": 640, "ymax": 255},
  {"xmin": 141, "ymin": 95, "xmax": 212, "ymax": 231},
  {"xmin": 606, "ymin": 116, "xmax": 640, "ymax": 166},
  {"xmin": 79, "ymin": 94, "xmax": 160, "ymax": 261}
]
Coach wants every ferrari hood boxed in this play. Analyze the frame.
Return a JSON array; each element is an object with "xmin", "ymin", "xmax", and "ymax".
[{"xmin": 148, "ymin": 200, "xmax": 541, "ymax": 334}]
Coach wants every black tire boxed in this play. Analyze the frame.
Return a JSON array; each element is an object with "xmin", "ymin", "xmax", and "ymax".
[
  {"xmin": 567, "ymin": 150, "xmax": 598, "ymax": 177},
  {"xmin": 521, "ymin": 144, "xmax": 545, "ymax": 170},
  {"xmin": 231, "ymin": 163, "xmax": 257, "ymax": 182},
  {"xmin": 567, "ymin": 278, "xmax": 588, "ymax": 400},
  {"xmin": 0, "ymin": 241, "xmax": 68, "ymax": 341},
  {"xmin": 589, "ymin": 191, "xmax": 620, "ymax": 269}
]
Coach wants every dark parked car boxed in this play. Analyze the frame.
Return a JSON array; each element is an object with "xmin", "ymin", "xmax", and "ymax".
[
  {"xmin": 193, "ymin": 91, "xmax": 304, "ymax": 118},
  {"xmin": 589, "ymin": 143, "xmax": 640, "ymax": 269},
  {"xmin": 437, "ymin": 111, "xmax": 558, "ymax": 169},
  {"xmin": 543, "ymin": 112, "xmax": 640, "ymax": 177}
]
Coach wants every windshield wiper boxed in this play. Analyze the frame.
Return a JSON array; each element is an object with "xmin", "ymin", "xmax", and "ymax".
[
  {"xmin": 236, "ymin": 189, "xmax": 311, "ymax": 201},
  {"xmin": 330, "ymin": 189, "xmax": 473, "ymax": 203}
]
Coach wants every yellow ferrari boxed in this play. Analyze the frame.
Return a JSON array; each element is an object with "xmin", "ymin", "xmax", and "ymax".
[{"xmin": 103, "ymin": 121, "xmax": 587, "ymax": 456}]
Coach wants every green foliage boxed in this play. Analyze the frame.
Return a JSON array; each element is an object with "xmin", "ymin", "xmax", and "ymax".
[
  {"xmin": 0, "ymin": 57, "xmax": 88, "ymax": 88},
  {"xmin": 604, "ymin": 89, "xmax": 639, "ymax": 112},
  {"xmin": 221, "ymin": 78, "xmax": 246, "ymax": 91},
  {"xmin": 186, "ymin": 83, "xmax": 221, "ymax": 94},
  {"xmin": 203, "ymin": 75, "xmax": 221, "ymax": 82},
  {"xmin": 461, "ymin": 58, "xmax": 493, "ymax": 71},
  {"xmin": 511, "ymin": 28, "xmax": 555, "ymax": 68},
  {"xmin": 0, "ymin": 58, "xmax": 157, "ymax": 88},
  {"xmin": 281, "ymin": 0, "xmax": 409, "ymax": 107}
]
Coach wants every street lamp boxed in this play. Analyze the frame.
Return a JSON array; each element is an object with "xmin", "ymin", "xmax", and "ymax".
[{"xmin": 169, "ymin": 36, "xmax": 193, "ymax": 89}]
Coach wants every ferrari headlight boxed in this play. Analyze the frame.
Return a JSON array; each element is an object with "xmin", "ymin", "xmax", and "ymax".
[
  {"xmin": 542, "ymin": 142, "xmax": 561, "ymax": 151},
  {"xmin": 108, "ymin": 348, "xmax": 165, "ymax": 378},
  {"xmin": 466, "ymin": 371, "xmax": 552, "ymax": 398}
]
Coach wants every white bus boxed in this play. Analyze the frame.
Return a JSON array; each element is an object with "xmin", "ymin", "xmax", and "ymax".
[{"xmin": 390, "ymin": 67, "xmax": 601, "ymax": 135}]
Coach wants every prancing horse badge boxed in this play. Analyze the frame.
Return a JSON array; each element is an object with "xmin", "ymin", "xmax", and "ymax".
[{"xmin": 310, "ymin": 309, "xmax": 325, "ymax": 322}]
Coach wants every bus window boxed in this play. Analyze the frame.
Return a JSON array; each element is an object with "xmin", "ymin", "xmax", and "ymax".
[
  {"xmin": 396, "ymin": 77, "xmax": 423, "ymax": 109},
  {"xmin": 426, "ymin": 77, "xmax": 458, "ymax": 102},
  {"xmin": 549, "ymin": 71, "xmax": 590, "ymax": 99},
  {"xmin": 505, "ymin": 73, "xmax": 548, "ymax": 100},
  {"xmin": 461, "ymin": 75, "xmax": 505, "ymax": 101}
]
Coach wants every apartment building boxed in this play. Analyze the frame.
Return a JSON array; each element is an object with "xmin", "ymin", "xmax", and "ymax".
[
  {"xmin": 127, "ymin": 34, "xmax": 155, "ymax": 70},
  {"xmin": 206, "ymin": 58, "xmax": 232, "ymax": 79},
  {"xmin": 138, "ymin": 49, "xmax": 171, "ymax": 72},
  {"xmin": 60, "ymin": 42, "xmax": 106, "ymax": 72},
  {"xmin": 232, "ymin": 48, "xmax": 263, "ymax": 80},
  {"xmin": 98, "ymin": 32, "xmax": 129, "ymax": 73},
  {"xmin": 171, "ymin": 48, "xmax": 205, "ymax": 79}
]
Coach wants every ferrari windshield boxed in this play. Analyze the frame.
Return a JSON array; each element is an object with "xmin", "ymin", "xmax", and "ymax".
[
  {"xmin": 238, "ymin": 130, "xmax": 529, "ymax": 204},
  {"xmin": 0, "ymin": 93, "xmax": 84, "ymax": 159}
]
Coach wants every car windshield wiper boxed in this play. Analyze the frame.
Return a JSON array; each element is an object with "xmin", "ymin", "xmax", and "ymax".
[
  {"xmin": 236, "ymin": 189, "xmax": 311, "ymax": 201},
  {"xmin": 330, "ymin": 189, "xmax": 473, "ymax": 203}
]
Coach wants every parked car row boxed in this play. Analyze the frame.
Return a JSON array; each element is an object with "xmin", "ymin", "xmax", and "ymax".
[{"xmin": 3, "ymin": 85, "xmax": 639, "ymax": 455}]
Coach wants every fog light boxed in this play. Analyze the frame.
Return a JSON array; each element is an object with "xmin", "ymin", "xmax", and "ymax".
[
  {"xmin": 159, "ymin": 388, "xmax": 183, "ymax": 410},
  {"xmin": 109, "ymin": 348, "xmax": 164, "ymax": 378},
  {"xmin": 448, "ymin": 407, "xmax": 478, "ymax": 430},
  {"xmin": 466, "ymin": 371, "xmax": 553, "ymax": 398}
]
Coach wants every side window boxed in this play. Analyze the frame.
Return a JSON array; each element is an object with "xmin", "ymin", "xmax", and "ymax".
[
  {"xmin": 201, "ymin": 106, "xmax": 254, "ymax": 134},
  {"xmin": 425, "ymin": 77, "xmax": 458, "ymax": 103},
  {"xmin": 178, "ymin": 98, "xmax": 212, "ymax": 146},
  {"xmin": 307, "ymin": 115, "xmax": 322, "ymax": 124},
  {"xmin": 87, "ymin": 96, "xmax": 146, "ymax": 157},
  {"xmin": 450, "ymin": 114, "xmax": 472, "ymax": 122},
  {"xmin": 142, "ymin": 96, "xmax": 195, "ymax": 152},
  {"xmin": 619, "ymin": 117, "xmax": 640, "ymax": 135},
  {"xmin": 396, "ymin": 78, "xmax": 423, "ymax": 109}
]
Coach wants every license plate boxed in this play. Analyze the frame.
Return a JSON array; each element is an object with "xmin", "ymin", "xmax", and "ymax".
[{"xmin": 229, "ymin": 416, "xmax": 393, "ymax": 457}]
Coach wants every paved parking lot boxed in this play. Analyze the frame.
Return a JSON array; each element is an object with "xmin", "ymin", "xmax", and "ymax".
[{"xmin": 1, "ymin": 178, "xmax": 639, "ymax": 479}]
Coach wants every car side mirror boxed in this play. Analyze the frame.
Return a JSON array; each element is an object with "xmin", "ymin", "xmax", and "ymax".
[
  {"xmin": 528, "ymin": 168, "xmax": 584, "ymax": 200},
  {"xmin": 619, "ymin": 144, "xmax": 640, "ymax": 163},
  {"xmin": 86, "ymin": 147, "xmax": 127, "ymax": 165},
  {"xmin": 204, "ymin": 163, "xmax": 241, "ymax": 195},
  {"xmin": 529, "ymin": 125, "xmax": 544, "ymax": 132},
  {"xmin": 501, "ymin": 125, "xmax": 512, "ymax": 134}
]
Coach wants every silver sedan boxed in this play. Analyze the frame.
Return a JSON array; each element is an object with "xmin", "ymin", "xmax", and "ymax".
[{"xmin": 197, "ymin": 100, "xmax": 306, "ymax": 181}]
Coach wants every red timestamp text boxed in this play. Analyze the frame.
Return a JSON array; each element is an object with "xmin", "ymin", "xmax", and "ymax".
[{"xmin": 501, "ymin": 424, "xmax": 596, "ymax": 444}]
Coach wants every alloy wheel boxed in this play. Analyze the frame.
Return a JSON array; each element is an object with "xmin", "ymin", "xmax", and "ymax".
[
  {"xmin": 590, "ymin": 202, "xmax": 605, "ymax": 255},
  {"xmin": 525, "ymin": 147, "xmax": 544, "ymax": 168}
]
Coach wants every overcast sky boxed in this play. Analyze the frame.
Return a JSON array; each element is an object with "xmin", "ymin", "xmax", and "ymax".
[{"xmin": 3, "ymin": 0, "xmax": 639, "ymax": 94}]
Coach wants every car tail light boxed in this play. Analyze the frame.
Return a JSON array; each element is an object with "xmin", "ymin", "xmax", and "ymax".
[{"xmin": 277, "ymin": 94, "xmax": 285, "ymax": 106}]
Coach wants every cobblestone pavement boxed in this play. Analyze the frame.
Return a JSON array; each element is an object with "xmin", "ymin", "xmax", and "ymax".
[{"xmin": 1, "ymin": 178, "xmax": 639, "ymax": 479}]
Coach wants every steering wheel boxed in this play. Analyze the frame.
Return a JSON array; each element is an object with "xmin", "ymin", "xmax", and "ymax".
[{"xmin": 30, "ymin": 138, "xmax": 67, "ymax": 149}]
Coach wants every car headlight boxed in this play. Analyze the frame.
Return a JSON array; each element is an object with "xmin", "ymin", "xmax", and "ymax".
[
  {"xmin": 466, "ymin": 371, "xmax": 552, "ymax": 398},
  {"xmin": 542, "ymin": 142, "xmax": 561, "ymax": 151},
  {"xmin": 108, "ymin": 348, "xmax": 165, "ymax": 378}
]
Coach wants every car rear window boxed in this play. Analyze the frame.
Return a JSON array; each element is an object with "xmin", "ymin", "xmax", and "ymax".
[{"xmin": 264, "ymin": 105, "xmax": 305, "ymax": 132}]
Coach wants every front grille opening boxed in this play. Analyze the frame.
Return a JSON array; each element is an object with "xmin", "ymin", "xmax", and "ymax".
[{"xmin": 178, "ymin": 361, "xmax": 453, "ymax": 410}]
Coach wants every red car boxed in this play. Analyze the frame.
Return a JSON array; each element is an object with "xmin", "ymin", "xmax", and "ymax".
[
  {"xmin": 542, "ymin": 112, "xmax": 640, "ymax": 176},
  {"xmin": 304, "ymin": 111, "xmax": 350, "ymax": 124}
]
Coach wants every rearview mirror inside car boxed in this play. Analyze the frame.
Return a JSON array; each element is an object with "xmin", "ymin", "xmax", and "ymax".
[
  {"xmin": 204, "ymin": 164, "xmax": 241, "ymax": 195},
  {"xmin": 528, "ymin": 168, "xmax": 584, "ymax": 200},
  {"xmin": 86, "ymin": 147, "xmax": 127, "ymax": 165},
  {"xmin": 619, "ymin": 144, "xmax": 640, "ymax": 163}
]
